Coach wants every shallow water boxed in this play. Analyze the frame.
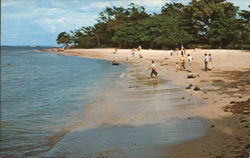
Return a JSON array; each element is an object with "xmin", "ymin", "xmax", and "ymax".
[{"xmin": 1, "ymin": 46, "xmax": 207, "ymax": 158}]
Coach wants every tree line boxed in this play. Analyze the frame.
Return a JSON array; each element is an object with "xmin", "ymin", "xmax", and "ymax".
[{"xmin": 56, "ymin": 0, "xmax": 250, "ymax": 49}]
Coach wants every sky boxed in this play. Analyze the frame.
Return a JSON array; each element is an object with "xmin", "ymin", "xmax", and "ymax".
[{"xmin": 1, "ymin": 0, "xmax": 249, "ymax": 46}]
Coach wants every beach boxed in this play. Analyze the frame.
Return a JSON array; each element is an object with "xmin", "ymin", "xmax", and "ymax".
[{"xmin": 43, "ymin": 48, "xmax": 250, "ymax": 157}]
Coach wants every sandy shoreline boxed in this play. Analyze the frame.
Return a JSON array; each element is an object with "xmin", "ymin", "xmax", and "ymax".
[{"xmin": 42, "ymin": 48, "xmax": 250, "ymax": 157}]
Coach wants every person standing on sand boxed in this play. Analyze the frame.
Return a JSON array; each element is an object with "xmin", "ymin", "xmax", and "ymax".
[
  {"xmin": 208, "ymin": 54, "xmax": 213, "ymax": 70},
  {"xmin": 176, "ymin": 48, "xmax": 179, "ymax": 56},
  {"xmin": 170, "ymin": 50, "xmax": 173, "ymax": 56},
  {"xmin": 179, "ymin": 55, "xmax": 185, "ymax": 71},
  {"xmin": 204, "ymin": 54, "xmax": 209, "ymax": 71},
  {"xmin": 150, "ymin": 61, "xmax": 158, "ymax": 78},
  {"xmin": 176, "ymin": 62, "xmax": 179, "ymax": 72},
  {"xmin": 187, "ymin": 54, "xmax": 193, "ymax": 72}
]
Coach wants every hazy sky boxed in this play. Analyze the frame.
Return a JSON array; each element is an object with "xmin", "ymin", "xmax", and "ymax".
[{"xmin": 1, "ymin": 0, "xmax": 249, "ymax": 46}]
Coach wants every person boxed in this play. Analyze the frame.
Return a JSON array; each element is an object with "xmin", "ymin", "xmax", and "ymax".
[
  {"xmin": 113, "ymin": 48, "xmax": 118, "ymax": 54},
  {"xmin": 208, "ymin": 54, "xmax": 212, "ymax": 70},
  {"xmin": 194, "ymin": 48, "xmax": 197, "ymax": 53},
  {"xmin": 187, "ymin": 54, "xmax": 193, "ymax": 72},
  {"xmin": 176, "ymin": 48, "xmax": 179, "ymax": 56},
  {"xmin": 138, "ymin": 45, "xmax": 142, "ymax": 51},
  {"xmin": 179, "ymin": 55, "xmax": 185, "ymax": 71},
  {"xmin": 176, "ymin": 62, "xmax": 179, "ymax": 72},
  {"xmin": 150, "ymin": 60, "xmax": 158, "ymax": 78},
  {"xmin": 131, "ymin": 48, "xmax": 135, "ymax": 57},
  {"xmin": 204, "ymin": 53, "xmax": 209, "ymax": 71},
  {"xmin": 170, "ymin": 49, "xmax": 173, "ymax": 56}
]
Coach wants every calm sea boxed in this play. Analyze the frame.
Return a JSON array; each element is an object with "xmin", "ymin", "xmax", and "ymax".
[
  {"xmin": 0, "ymin": 46, "xmax": 125, "ymax": 157},
  {"xmin": 1, "ymin": 46, "xmax": 207, "ymax": 158}
]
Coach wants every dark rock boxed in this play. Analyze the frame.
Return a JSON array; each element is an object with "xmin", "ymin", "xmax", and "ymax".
[
  {"xmin": 244, "ymin": 144, "xmax": 250, "ymax": 149},
  {"xmin": 210, "ymin": 125, "xmax": 215, "ymax": 128},
  {"xmin": 187, "ymin": 74, "xmax": 196, "ymax": 79},
  {"xmin": 129, "ymin": 86, "xmax": 139, "ymax": 88},
  {"xmin": 230, "ymin": 101, "xmax": 237, "ymax": 104},
  {"xmin": 240, "ymin": 120, "xmax": 247, "ymax": 123},
  {"xmin": 182, "ymin": 97, "xmax": 185, "ymax": 99},
  {"xmin": 193, "ymin": 86, "xmax": 200, "ymax": 91},
  {"xmin": 188, "ymin": 117, "xmax": 191, "ymax": 120},
  {"xmin": 185, "ymin": 86, "xmax": 191, "ymax": 89}
]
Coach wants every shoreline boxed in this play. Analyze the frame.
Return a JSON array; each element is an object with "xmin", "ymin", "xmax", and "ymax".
[{"xmin": 42, "ymin": 48, "xmax": 250, "ymax": 157}]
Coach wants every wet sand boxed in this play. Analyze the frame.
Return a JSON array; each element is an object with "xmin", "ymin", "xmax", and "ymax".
[{"xmin": 43, "ymin": 48, "xmax": 250, "ymax": 157}]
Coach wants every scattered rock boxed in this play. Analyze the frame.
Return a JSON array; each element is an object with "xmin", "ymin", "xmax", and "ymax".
[
  {"xmin": 160, "ymin": 63, "xmax": 168, "ymax": 66},
  {"xmin": 182, "ymin": 97, "xmax": 185, "ymax": 99},
  {"xmin": 185, "ymin": 84, "xmax": 193, "ymax": 89},
  {"xmin": 188, "ymin": 117, "xmax": 191, "ymax": 120},
  {"xmin": 244, "ymin": 144, "xmax": 250, "ymax": 149},
  {"xmin": 112, "ymin": 60, "xmax": 119, "ymax": 65},
  {"xmin": 210, "ymin": 125, "xmax": 215, "ymax": 128},
  {"xmin": 193, "ymin": 86, "xmax": 200, "ymax": 91},
  {"xmin": 223, "ymin": 98, "xmax": 250, "ymax": 115},
  {"xmin": 240, "ymin": 120, "xmax": 247, "ymax": 123},
  {"xmin": 187, "ymin": 73, "xmax": 196, "ymax": 79},
  {"xmin": 129, "ymin": 86, "xmax": 139, "ymax": 88}
]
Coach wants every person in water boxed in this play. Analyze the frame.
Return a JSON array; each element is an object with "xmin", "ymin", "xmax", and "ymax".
[{"xmin": 150, "ymin": 60, "xmax": 158, "ymax": 78}]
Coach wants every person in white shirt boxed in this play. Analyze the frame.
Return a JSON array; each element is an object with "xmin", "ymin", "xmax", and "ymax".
[
  {"xmin": 204, "ymin": 54, "xmax": 209, "ymax": 71},
  {"xmin": 150, "ymin": 60, "xmax": 158, "ymax": 78},
  {"xmin": 170, "ymin": 50, "xmax": 173, "ymax": 56},
  {"xmin": 187, "ymin": 54, "xmax": 193, "ymax": 72}
]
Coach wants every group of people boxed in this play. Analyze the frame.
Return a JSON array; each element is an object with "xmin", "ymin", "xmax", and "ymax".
[
  {"xmin": 177, "ymin": 53, "xmax": 193, "ymax": 72},
  {"xmin": 176, "ymin": 47, "xmax": 213, "ymax": 73},
  {"xmin": 204, "ymin": 53, "xmax": 213, "ymax": 71},
  {"xmin": 149, "ymin": 47, "xmax": 213, "ymax": 78}
]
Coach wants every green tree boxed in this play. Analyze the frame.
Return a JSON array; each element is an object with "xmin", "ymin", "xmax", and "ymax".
[
  {"xmin": 183, "ymin": 0, "xmax": 239, "ymax": 43},
  {"xmin": 56, "ymin": 32, "xmax": 71, "ymax": 47}
]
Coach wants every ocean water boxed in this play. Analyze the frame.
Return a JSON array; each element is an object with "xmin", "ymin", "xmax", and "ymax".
[
  {"xmin": 0, "ymin": 46, "xmax": 125, "ymax": 157},
  {"xmin": 1, "ymin": 46, "xmax": 208, "ymax": 158}
]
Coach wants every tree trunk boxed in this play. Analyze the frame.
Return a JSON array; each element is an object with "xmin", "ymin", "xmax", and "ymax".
[{"xmin": 97, "ymin": 35, "xmax": 100, "ymax": 47}]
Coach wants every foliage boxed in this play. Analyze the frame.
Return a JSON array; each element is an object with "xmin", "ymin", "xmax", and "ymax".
[
  {"xmin": 56, "ymin": 32, "xmax": 71, "ymax": 47},
  {"xmin": 57, "ymin": 1, "xmax": 250, "ymax": 49}
]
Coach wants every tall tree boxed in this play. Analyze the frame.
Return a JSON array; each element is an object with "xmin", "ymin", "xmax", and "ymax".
[{"xmin": 56, "ymin": 32, "xmax": 71, "ymax": 47}]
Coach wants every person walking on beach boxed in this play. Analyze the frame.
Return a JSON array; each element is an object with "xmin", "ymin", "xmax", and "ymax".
[
  {"xmin": 150, "ymin": 60, "xmax": 158, "ymax": 78},
  {"xmin": 179, "ymin": 55, "xmax": 185, "ymax": 71},
  {"xmin": 208, "ymin": 54, "xmax": 213, "ymax": 70},
  {"xmin": 187, "ymin": 54, "xmax": 193, "ymax": 72},
  {"xmin": 204, "ymin": 54, "xmax": 209, "ymax": 71}
]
